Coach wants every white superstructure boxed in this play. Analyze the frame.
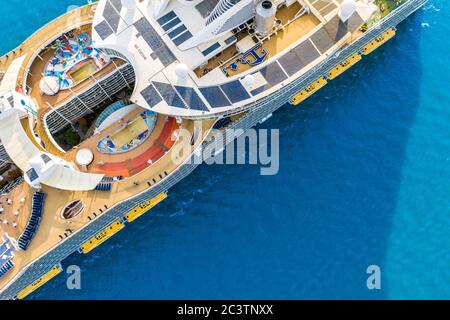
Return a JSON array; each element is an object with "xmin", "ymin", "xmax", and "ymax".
[{"xmin": 91, "ymin": 0, "xmax": 377, "ymax": 118}]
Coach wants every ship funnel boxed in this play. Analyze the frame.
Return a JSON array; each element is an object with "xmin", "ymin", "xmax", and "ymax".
[{"xmin": 254, "ymin": 1, "xmax": 277, "ymax": 37}]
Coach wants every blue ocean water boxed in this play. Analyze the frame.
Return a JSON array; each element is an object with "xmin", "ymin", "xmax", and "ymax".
[{"xmin": 1, "ymin": 1, "xmax": 448, "ymax": 299}]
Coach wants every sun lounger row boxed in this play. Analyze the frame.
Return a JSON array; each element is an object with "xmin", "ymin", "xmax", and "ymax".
[
  {"xmin": 18, "ymin": 192, "xmax": 46, "ymax": 251},
  {"xmin": 0, "ymin": 259, "xmax": 14, "ymax": 278}
]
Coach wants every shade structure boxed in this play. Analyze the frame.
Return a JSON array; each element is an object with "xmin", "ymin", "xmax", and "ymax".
[{"xmin": 39, "ymin": 76, "xmax": 60, "ymax": 96}]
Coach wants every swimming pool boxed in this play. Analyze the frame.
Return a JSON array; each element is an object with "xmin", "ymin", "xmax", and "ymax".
[{"xmin": 96, "ymin": 111, "xmax": 158, "ymax": 154}]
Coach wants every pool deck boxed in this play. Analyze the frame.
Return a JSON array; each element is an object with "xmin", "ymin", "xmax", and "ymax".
[
  {"xmin": 110, "ymin": 115, "xmax": 150, "ymax": 148},
  {"xmin": 26, "ymin": 40, "xmax": 126, "ymax": 112},
  {"xmin": 0, "ymin": 4, "xmax": 97, "ymax": 88}
]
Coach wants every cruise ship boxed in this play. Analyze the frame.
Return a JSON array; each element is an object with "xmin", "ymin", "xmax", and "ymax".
[{"xmin": 0, "ymin": 0, "xmax": 427, "ymax": 299}]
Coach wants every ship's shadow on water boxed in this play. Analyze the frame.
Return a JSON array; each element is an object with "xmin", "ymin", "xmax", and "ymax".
[{"xmin": 31, "ymin": 11, "xmax": 425, "ymax": 300}]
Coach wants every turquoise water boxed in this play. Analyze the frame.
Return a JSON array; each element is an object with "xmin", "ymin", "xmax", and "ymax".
[{"xmin": 1, "ymin": 1, "xmax": 449, "ymax": 299}]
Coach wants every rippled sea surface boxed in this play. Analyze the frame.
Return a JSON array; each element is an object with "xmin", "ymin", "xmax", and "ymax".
[{"xmin": 1, "ymin": 0, "xmax": 448, "ymax": 299}]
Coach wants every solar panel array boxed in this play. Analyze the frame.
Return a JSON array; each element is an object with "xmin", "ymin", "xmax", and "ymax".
[
  {"xmin": 277, "ymin": 40, "xmax": 320, "ymax": 77},
  {"xmin": 157, "ymin": 11, "xmax": 193, "ymax": 47},
  {"xmin": 224, "ymin": 35, "xmax": 237, "ymax": 46},
  {"xmin": 162, "ymin": 17, "xmax": 182, "ymax": 31},
  {"xmin": 220, "ymin": 80, "xmax": 250, "ymax": 104},
  {"xmin": 140, "ymin": 84, "xmax": 162, "ymax": 108},
  {"xmin": 41, "ymin": 154, "xmax": 52, "ymax": 164},
  {"xmin": 109, "ymin": 0, "xmax": 122, "ymax": 12},
  {"xmin": 152, "ymin": 82, "xmax": 186, "ymax": 109},
  {"xmin": 94, "ymin": 0, "xmax": 123, "ymax": 40},
  {"xmin": 346, "ymin": 12, "xmax": 365, "ymax": 33},
  {"xmin": 248, "ymin": 15, "xmax": 350, "ymax": 95},
  {"xmin": 156, "ymin": 11, "xmax": 176, "ymax": 25},
  {"xmin": 103, "ymin": 0, "xmax": 121, "ymax": 32},
  {"xmin": 309, "ymin": 27, "xmax": 335, "ymax": 54},
  {"xmin": 141, "ymin": 81, "xmax": 212, "ymax": 111},
  {"xmin": 257, "ymin": 62, "xmax": 288, "ymax": 90},
  {"xmin": 26, "ymin": 168, "xmax": 39, "ymax": 182},
  {"xmin": 138, "ymin": 9, "xmax": 353, "ymax": 113},
  {"xmin": 199, "ymin": 86, "xmax": 231, "ymax": 108},
  {"xmin": 134, "ymin": 17, "xmax": 176, "ymax": 67},
  {"xmin": 174, "ymin": 86, "xmax": 208, "ymax": 111},
  {"xmin": 94, "ymin": 20, "xmax": 114, "ymax": 40},
  {"xmin": 194, "ymin": 31, "xmax": 329, "ymax": 109},
  {"xmin": 323, "ymin": 15, "xmax": 349, "ymax": 43},
  {"xmin": 173, "ymin": 31, "xmax": 193, "ymax": 46},
  {"xmin": 168, "ymin": 25, "xmax": 187, "ymax": 39},
  {"xmin": 202, "ymin": 42, "xmax": 221, "ymax": 56}
]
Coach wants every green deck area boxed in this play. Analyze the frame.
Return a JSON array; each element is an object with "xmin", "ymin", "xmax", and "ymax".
[{"xmin": 377, "ymin": 0, "xmax": 406, "ymax": 18}]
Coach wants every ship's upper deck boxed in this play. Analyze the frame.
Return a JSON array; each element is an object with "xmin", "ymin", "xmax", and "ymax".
[{"xmin": 92, "ymin": 0, "xmax": 377, "ymax": 118}]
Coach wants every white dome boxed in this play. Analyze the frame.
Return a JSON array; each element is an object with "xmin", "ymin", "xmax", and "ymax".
[
  {"xmin": 175, "ymin": 63, "xmax": 189, "ymax": 80},
  {"xmin": 40, "ymin": 76, "xmax": 60, "ymax": 96},
  {"xmin": 339, "ymin": 0, "xmax": 358, "ymax": 22},
  {"xmin": 76, "ymin": 148, "xmax": 94, "ymax": 166}
]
